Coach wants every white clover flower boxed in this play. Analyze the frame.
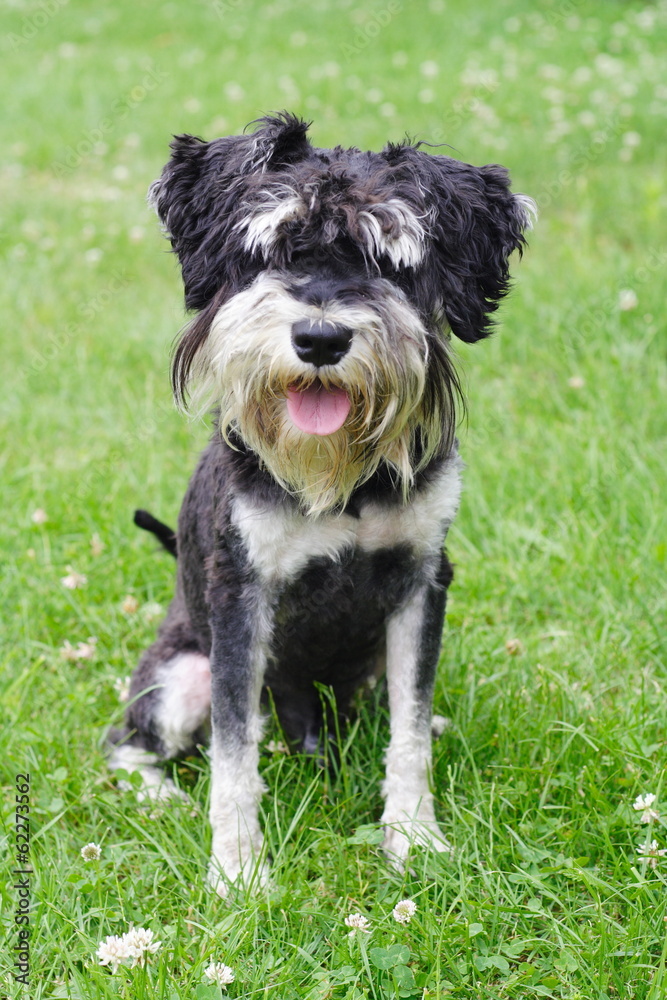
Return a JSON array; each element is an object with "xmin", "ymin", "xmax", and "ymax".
[
  {"xmin": 572, "ymin": 66, "xmax": 593, "ymax": 85},
  {"xmin": 578, "ymin": 110, "xmax": 597, "ymax": 128},
  {"xmin": 96, "ymin": 927, "xmax": 162, "ymax": 972},
  {"xmin": 204, "ymin": 962, "xmax": 235, "ymax": 987},
  {"xmin": 96, "ymin": 934, "xmax": 131, "ymax": 973},
  {"xmin": 121, "ymin": 595, "xmax": 139, "ymax": 614},
  {"xmin": 78, "ymin": 638, "xmax": 98, "ymax": 658},
  {"xmin": 31, "ymin": 508, "xmax": 48, "ymax": 524},
  {"xmin": 633, "ymin": 793, "xmax": 660, "ymax": 824},
  {"xmin": 344, "ymin": 913, "xmax": 371, "ymax": 936},
  {"xmin": 61, "ymin": 637, "xmax": 98, "ymax": 662},
  {"xmin": 123, "ymin": 926, "xmax": 162, "ymax": 963},
  {"xmin": 420, "ymin": 60, "xmax": 439, "ymax": 78},
  {"xmin": 431, "ymin": 714, "xmax": 451, "ymax": 738},
  {"xmin": 392, "ymin": 899, "xmax": 417, "ymax": 924},
  {"xmin": 142, "ymin": 601, "xmax": 163, "ymax": 622},
  {"xmin": 224, "ymin": 81, "xmax": 244, "ymax": 102},
  {"xmin": 90, "ymin": 533, "xmax": 105, "ymax": 556},
  {"xmin": 114, "ymin": 675, "xmax": 131, "ymax": 702},
  {"xmin": 61, "ymin": 568, "xmax": 88, "ymax": 590},
  {"xmin": 618, "ymin": 288, "xmax": 638, "ymax": 311},
  {"xmin": 637, "ymin": 839, "xmax": 667, "ymax": 869},
  {"xmin": 80, "ymin": 842, "xmax": 101, "ymax": 861}
]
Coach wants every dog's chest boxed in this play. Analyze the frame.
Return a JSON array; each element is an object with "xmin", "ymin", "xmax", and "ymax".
[
  {"xmin": 230, "ymin": 455, "xmax": 462, "ymax": 589},
  {"xmin": 229, "ymin": 457, "xmax": 462, "ymax": 680}
]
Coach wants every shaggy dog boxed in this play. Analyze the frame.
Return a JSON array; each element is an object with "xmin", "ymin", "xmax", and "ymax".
[{"xmin": 110, "ymin": 113, "xmax": 533, "ymax": 895}]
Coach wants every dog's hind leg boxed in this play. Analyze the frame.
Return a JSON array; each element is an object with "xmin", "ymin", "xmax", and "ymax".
[{"xmin": 108, "ymin": 596, "xmax": 211, "ymax": 801}]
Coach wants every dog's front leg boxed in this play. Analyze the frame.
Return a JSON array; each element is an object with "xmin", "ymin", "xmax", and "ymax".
[
  {"xmin": 381, "ymin": 554, "xmax": 453, "ymax": 865},
  {"xmin": 207, "ymin": 582, "xmax": 272, "ymax": 896}
]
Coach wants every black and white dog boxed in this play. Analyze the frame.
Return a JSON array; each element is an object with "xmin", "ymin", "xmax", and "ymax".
[{"xmin": 110, "ymin": 113, "xmax": 533, "ymax": 895}]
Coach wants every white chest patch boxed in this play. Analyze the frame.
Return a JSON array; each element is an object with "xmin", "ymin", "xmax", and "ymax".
[{"xmin": 231, "ymin": 452, "xmax": 463, "ymax": 584}]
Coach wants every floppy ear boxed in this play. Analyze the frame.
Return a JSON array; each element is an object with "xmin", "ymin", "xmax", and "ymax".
[
  {"xmin": 242, "ymin": 111, "xmax": 312, "ymax": 172},
  {"xmin": 148, "ymin": 133, "xmax": 209, "ymax": 238},
  {"xmin": 148, "ymin": 132, "xmax": 241, "ymax": 309},
  {"xmin": 148, "ymin": 113, "xmax": 313, "ymax": 310},
  {"xmin": 416, "ymin": 153, "xmax": 534, "ymax": 342}
]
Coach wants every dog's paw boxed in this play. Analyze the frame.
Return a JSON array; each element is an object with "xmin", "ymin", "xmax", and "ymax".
[
  {"xmin": 207, "ymin": 849, "xmax": 270, "ymax": 898},
  {"xmin": 207, "ymin": 824, "xmax": 269, "ymax": 898},
  {"xmin": 108, "ymin": 744, "xmax": 188, "ymax": 803},
  {"xmin": 136, "ymin": 775, "xmax": 188, "ymax": 805},
  {"xmin": 381, "ymin": 817, "xmax": 453, "ymax": 868}
]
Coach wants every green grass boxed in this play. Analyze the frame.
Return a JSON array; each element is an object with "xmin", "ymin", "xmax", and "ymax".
[{"xmin": 2, "ymin": 0, "xmax": 667, "ymax": 996}]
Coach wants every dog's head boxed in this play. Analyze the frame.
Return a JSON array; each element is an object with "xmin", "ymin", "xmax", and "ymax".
[{"xmin": 150, "ymin": 112, "xmax": 534, "ymax": 513}]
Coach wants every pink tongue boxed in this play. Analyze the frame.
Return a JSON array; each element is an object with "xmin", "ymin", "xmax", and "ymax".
[{"xmin": 286, "ymin": 383, "xmax": 351, "ymax": 436}]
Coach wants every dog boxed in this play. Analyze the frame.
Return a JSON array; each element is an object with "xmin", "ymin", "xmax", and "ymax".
[{"xmin": 109, "ymin": 112, "xmax": 534, "ymax": 895}]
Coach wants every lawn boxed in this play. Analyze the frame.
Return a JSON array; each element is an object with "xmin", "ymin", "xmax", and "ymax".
[{"xmin": 1, "ymin": 0, "xmax": 666, "ymax": 997}]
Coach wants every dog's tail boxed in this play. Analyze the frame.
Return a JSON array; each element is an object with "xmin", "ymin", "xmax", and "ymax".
[{"xmin": 134, "ymin": 509, "xmax": 177, "ymax": 557}]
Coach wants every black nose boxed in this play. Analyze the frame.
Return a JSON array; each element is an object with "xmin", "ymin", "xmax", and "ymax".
[{"xmin": 291, "ymin": 320, "xmax": 353, "ymax": 368}]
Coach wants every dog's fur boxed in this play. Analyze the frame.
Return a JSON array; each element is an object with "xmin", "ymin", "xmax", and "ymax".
[{"xmin": 109, "ymin": 113, "xmax": 533, "ymax": 894}]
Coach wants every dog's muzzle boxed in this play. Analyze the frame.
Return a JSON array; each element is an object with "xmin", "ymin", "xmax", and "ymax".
[
  {"xmin": 288, "ymin": 321, "xmax": 353, "ymax": 436},
  {"xmin": 291, "ymin": 320, "xmax": 352, "ymax": 368}
]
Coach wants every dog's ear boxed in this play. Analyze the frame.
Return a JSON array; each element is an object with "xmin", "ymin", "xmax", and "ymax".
[
  {"xmin": 410, "ymin": 152, "xmax": 535, "ymax": 343},
  {"xmin": 242, "ymin": 111, "xmax": 313, "ymax": 171},
  {"xmin": 148, "ymin": 133, "xmax": 211, "ymax": 241},
  {"xmin": 150, "ymin": 132, "xmax": 240, "ymax": 309},
  {"xmin": 148, "ymin": 113, "xmax": 313, "ymax": 310},
  {"xmin": 149, "ymin": 114, "xmax": 312, "ymax": 235}
]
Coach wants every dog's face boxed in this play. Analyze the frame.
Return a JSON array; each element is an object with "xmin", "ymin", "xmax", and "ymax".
[{"xmin": 150, "ymin": 113, "xmax": 533, "ymax": 513}]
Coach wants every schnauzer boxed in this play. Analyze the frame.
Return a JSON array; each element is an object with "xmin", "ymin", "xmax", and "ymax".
[{"xmin": 110, "ymin": 112, "xmax": 534, "ymax": 894}]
